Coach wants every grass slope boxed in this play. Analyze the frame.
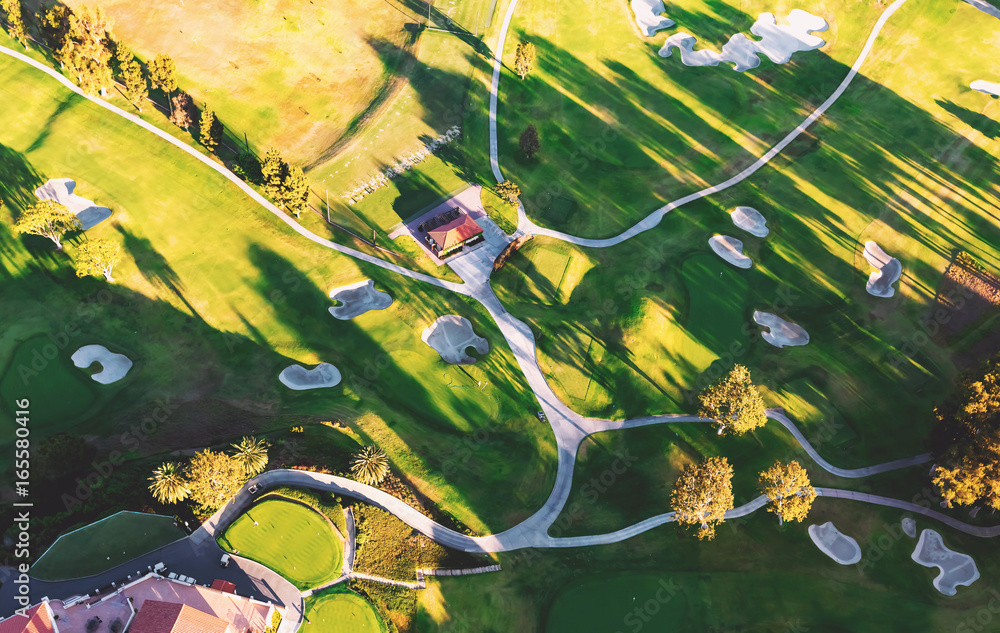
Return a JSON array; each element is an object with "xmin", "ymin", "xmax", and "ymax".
[
  {"xmin": 0, "ymin": 50, "xmax": 556, "ymax": 536},
  {"xmin": 218, "ymin": 499, "xmax": 342, "ymax": 589},
  {"xmin": 30, "ymin": 512, "xmax": 185, "ymax": 580}
]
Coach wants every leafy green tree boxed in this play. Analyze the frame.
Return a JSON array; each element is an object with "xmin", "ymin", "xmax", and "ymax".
[
  {"xmin": 758, "ymin": 460, "xmax": 816, "ymax": 525},
  {"xmin": 233, "ymin": 149, "xmax": 261, "ymax": 184},
  {"xmin": 514, "ymin": 41, "xmax": 535, "ymax": 80},
  {"xmin": 186, "ymin": 449, "xmax": 245, "ymax": 512},
  {"xmin": 670, "ymin": 456, "xmax": 734, "ymax": 540},
  {"xmin": 122, "ymin": 58, "xmax": 147, "ymax": 111},
  {"xmin": 170, "ymin": 93, "xmax": 193, "ymax": 131},
  {"xmin": 39, "ymin": 4, "xmax": 72, "ymax": 52},
  {"xmin": 13, "ymin": 199, "xmax": 81, "ymax": 250},
  {"xmin": 261, "ymin": 148, "xmax": 286, "ymax": 202},
  {"xmin": 698, "ymin": 364, "xmax": 768, "ymax": 435},
  {"xmin": 231, "ymin": 436, "xmax": 269, "ymax": 476},
  {"xmin": 1, "ymin": 0, "xmax": 29, "ymax": 48},
  {"xmin": 351, "ymin": 445, "xmax": 390, "ymax": 486},
  {"xmin": 150, "ymin": 53, "xmax": 177, "ymax": 112},
  {"xmin": 199, "ymin": 104, "xmax": 220, "ymax": 153},
  {"xmin": 67, "ymin": 6, "xmax": 115, "ymax": 97},
  {"xmin": 75, "ymin": 238, "xmax": 121, "ymax": 281},
  {"xmin": 495, "ymin": 180, "xmax": 521, "ymax": 206},
  {"xmin": 282, "ymin": 165, "xmax": 310, "ymax": 218},
  {"xmin": 519, "ymin": 124, "xmax": 540, "ymax": 160},
  {"xmin": 148, "ymin": 462, "xmax": 190, "ymax": 504}
]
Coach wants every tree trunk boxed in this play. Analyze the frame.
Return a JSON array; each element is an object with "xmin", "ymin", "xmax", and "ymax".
[{"xmin": 104, "ymin": 271, "xmax": 115, "ymax": 282}]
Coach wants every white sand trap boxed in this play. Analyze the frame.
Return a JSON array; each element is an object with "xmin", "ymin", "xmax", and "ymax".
[
  {"xmin": 902, "ymin": 517, "xmax": 917, "ymax": 538},
  {"xmin": 328, "ymin": 280, "xmax": 393, "ymax": 320},
  {"xmin": 863, "ymin": 241, "xmax": 902, "ymax": 298},
  {"xmin": 631, "ymin": 0, "xmax": 675, "ymax": 37},
  {"xmin": 279, "ymin": 363, "xmax": 342, "ymax": 390},
  {"xmin": 34, "ymin": 178, "xmax": 112, "ymax": 230},
  {"xmin": 71, "ymin": 345, "xmax": 133, "ymax": 384},
  {"xmin": 708, "ymin": 235, "xmax": 752, "ymax": 269},
  {"xmin": 659, "ymin": 10, "xmax": 827, "ymax": 72},
  {"xmin": 730, "ymin": 206, "xmax": 769, "ymax": 237},
  {"xmin": 911, "ymin": 529, "xmax": 980, "ymax": 596},
  {"xmin": 971, "ymin": 80, "xmax": 1000, "ymax": 96},
  {"xmin": 808, "ymin": 522, "xmax": 862, "ymax": 565},
  {"xmin": 422, "ymin": 315, "xmax": 489, "ymax": 365},
  {"xmin": 753, "ymin": 311, "xmax": 809, "ymax": 348}
]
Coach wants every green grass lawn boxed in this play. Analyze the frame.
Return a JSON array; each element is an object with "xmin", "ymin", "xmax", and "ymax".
[
  {"xmin": 0, "ymin": 44, "xmax": 556, "ymax": 537},
  {"xmin": 218, "ymin": 499, "xmax": 343, "ymax": 590},
  {"xmin": 0, "ymin": 334, "xmax": 101, "ymax": 433},
  {"xmin": 30, "ymin": 512, "xmax": 185, "ymax": 581},
  {"xmin": 303, "ymin": 588, "xmax": 385, "ymax": 633}
]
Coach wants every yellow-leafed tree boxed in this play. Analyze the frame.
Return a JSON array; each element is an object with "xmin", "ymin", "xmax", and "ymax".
[
  {"xmin": 698, "ymin": 364, "xmax": 768, "ymax": 435},
  {"xmin": 670, "ymin": 457, "xmax": 734, "ymax": 540},
  {"xmin": 758, "ymin": 460, "xmax": 816, "ymax": 525}
]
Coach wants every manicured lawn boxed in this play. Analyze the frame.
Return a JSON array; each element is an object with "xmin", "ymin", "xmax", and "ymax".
[
  {"xmin": 218, "ymin": 499, "xmax": 343, "ymax": 590},
  {"xmin": 303, "ymin": 588, "xmax": 385, "ymax": 633},
  {"xmin": 30, "ymin": 512, "xmax": 185, "ymax": 581},
  {"xmin": 0, "ymin": 48, "xmax": 556, "ymax": 538},
  {"xmin": 0, "ymin": 334, "xmax": 100, "ymax": 434}
]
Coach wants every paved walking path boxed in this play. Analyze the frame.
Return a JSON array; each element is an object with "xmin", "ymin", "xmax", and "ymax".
[{"xmin": 489, "ymin": 0, "xmax": 911, "ymax": 246}]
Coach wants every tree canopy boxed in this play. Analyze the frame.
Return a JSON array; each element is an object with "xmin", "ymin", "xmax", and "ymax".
[
  {"xmin": 495, "ymin": 180, "xmax": 521, "ymax": 206},
  {"xmin": 1, "ymin": 0, "xmax": 29, "ymax": 48},
  {"xmin": 199, "ymin": 104, "xmax": 221, "ymax": 153},
  {"xmin": 698, "ymin": 364, "xmax": 768, "ymax": 435},
  {"xmin": 122, "ymin": 58, "xmax": 147, "ymax": 112},
  {"xmin": 351, "ymin": 445, "xmax": 390, "ymax": 486},
  {"xmin": 186, "ymin": 449, "xmax": 246, "ymax": 513},
  {"xmin": 13, "ymin": 199, "xmax": 81, "ymax": 249},
  {"xmin": 930, "ymin": 358, "xmax": 1000, "ymax": 510},
  {"xmin": 75, "ymin": 238, "xmax": 122, "ymax": 281},
  {"xmin": 63, "ymin": 6, "xmax": 115, "ymax": 96},
  {"xmin": 670, "ymin": 456, "xmax": 734, "ymax": 540},
  {"xmin": 514, "ymin": 41, "xmax": 535, "ymax": 80},
  {"xmin": 148, "ymin": 462, "xmax": 190, "ymax": 504},
  {"xmin": 170, "ymin": 93, "xmax": 194, "ymax": 131},
  {"xmin": 150, "ymin": 53, "xmax": 177, "ymax": 111},
  {"xmin": 758, "ymin": 460, "xmax": 816, "ymax": 524},
  {"xmin": 283, "ymin": 165, "xmax": 310, "ymax": 218},
  {"xmin": 520, "ymin": 125, "xmax": 540, "ymax": 160}
]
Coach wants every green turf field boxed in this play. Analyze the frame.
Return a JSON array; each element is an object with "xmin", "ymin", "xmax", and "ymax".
[
  {"xmin": 218, "ymin": 499, "xmax": 343, "ymax": 589},
  {"xmin": 30, "ymin": 512, "xmax": 185, "ymax": 580},
  {"xmin": 303, "ymin": 588, "xmax": 386, "ymax": 633},
  {"xmin": 0, "ymin": 47, "xmax": 556, "ymax": 536},
  {"xmin": 0, "ymin": 334, "xmax": 100, "ymax": 431}
]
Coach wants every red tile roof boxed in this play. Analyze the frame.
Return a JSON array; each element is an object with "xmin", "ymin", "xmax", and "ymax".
[
  {"xmin": 210, "ymin": 580, "xmax": 236, "ymax": 594},
  {"xmin": 0, "ymin": 604, "xmax": 54, "ymax": 633},
  {"xmin": 130, "ymin": 600, "xmax": 230, "ymax": 633},
  {"xmin": 428, "ymin": 214, "xmax": 483, "ymax": 251}
]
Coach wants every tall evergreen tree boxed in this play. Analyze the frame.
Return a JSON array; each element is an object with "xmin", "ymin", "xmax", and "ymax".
[
  {"xmin": 261, "ymin": 148, "xmax": 286, "ymax": 203},
  {"xmin": 282, "ymin": 165, "xmax": 310, "ymax": 218},
  {"xmin": 150, "ymin": 53, "xmax": 177, "ymax": 113},
  {"xmin": 122, "ymin": 58, "xmax": 147, "ymax": 112},
  {"xmin": 199, "ymin": 104, "xmax": 220, "ymax": 153}
]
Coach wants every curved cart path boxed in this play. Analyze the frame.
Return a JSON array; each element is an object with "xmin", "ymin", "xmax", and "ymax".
[
  {"xmin": 0, "ymin": 46, "xmax": 469, "ymax": 297},
  {"xmin": 489, "ymin": 0, "xmax": 911, "ymax": 246}
]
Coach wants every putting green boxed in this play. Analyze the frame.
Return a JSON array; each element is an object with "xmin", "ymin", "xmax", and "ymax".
[
  {"xmin": 302, "ymin": 590, "xmax": 385, "ymax": 633},
  {"xmin": 0, "ymin": 335, "xmax": 99, "ymax": 431},
  {"xmin": 30, "ymin": 512, "xmax": 185, "ymax": 581},
  {"xmin": 219, "ymin": 499, "xmax": 343, "ymax": 589}
]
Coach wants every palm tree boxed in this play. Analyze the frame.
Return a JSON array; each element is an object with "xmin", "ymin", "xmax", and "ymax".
[
  {"xmin": 231, "ymin": 436, "xmax": 269, "ymax": 476},
  {"xmin": 350, "ymin": 445, "xmax": 390, "ymax": 486},
  {"xmin": 148, "ymin": 462, "xmax": 190, "ymax": 504}
]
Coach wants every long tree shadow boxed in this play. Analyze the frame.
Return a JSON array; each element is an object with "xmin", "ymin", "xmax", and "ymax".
[{"xmin": 114, "ymin": 224, "xmax": 201, "ymax": 318}]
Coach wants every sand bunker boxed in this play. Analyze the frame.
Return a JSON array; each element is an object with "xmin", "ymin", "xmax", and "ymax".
[
  {"xmin": 279, "ymin": 363, "xmax": 342, "ymax": 390},
  {"xmin": 911, "ymin": 529, "xmax": 980, "ymax": 596},
  {"xmin": 808, "ymin": 522, "xmax": 862, "ymax": 565},
  {"xmin": 753, "ymin": 311, "xmax": 809, "ymax": 348},
  {"xmin": 863, "ymin": 241, "xmax": 902, "ymax": 298},
  {"xmin": 659, "ymin": 10, "xmax": 828, "ymax": 72},
  {"xmin": 971, "ymin": 80, "xmax": 1000, "ymax": 96},
  {"xmin": 71, "ymin": 345, "xmax": 133, "ymax": 384},
  {"xmin": 422, "ymin": 315, "xmax": 489, "ymax": 365},
  {"xmin": 902, "ymin": 517, "xmax": 917, "ymax": 538},
  {"xmin": 730, "ymin": 206, "xmax": 769, "ymax": 237},
  {"xmin": 329, "ymin": 280, "xmax": 393, "ymax": 320},
  {"xmin": 35, "ymin": 179, "xmax": 112, "ymax": 230},
  {"xmin": 631, "ymin": 0, "xmax": 675, "ymax": 37},
  {"xmin": 708, "ymin": 235, "xmax": 752, "ymax": 269}
]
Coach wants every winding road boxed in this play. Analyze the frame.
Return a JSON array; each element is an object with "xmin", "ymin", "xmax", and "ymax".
[{"xmin": 4, "ymin": 0, "xmax": 999, "ymax": 620}]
